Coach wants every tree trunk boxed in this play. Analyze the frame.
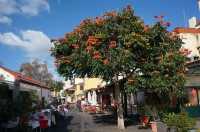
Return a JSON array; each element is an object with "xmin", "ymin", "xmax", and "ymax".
[
  {"xmin": 115, "ymin": 82, "xmax": 125, "ymax": 129},
  {"xmin": 124, "ymin": 92, "xmax": 128, "ymax": 118}
]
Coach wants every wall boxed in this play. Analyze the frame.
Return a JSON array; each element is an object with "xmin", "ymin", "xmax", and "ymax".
[
  {"xmin": 0, "ymin": 68, "xmax": 15, "ymax": 82},
  {"xmin": 84, "ymin": 78, "xmax": 103, "ymax": 91},
  {"xmin": 74, "ymin": 84, "xmax": 84, "ymax": 101},
  {"xmin": 179, "ymin": 33, "xmax": 200, "ymax": 58},
  {"xmin": 20, "ymin": 82, "xmax": 50, "ymax": 102},
  {"xmin": 20, "ymin": 82, "xmax": 41, "ymax": 99},
  {"xmin": 41, "ymin": 88, "xmax": 51, "ymax": 102}
]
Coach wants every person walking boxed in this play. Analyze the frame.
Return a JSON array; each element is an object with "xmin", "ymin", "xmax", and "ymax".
[{"xmin": 76, "ymin": 100, "xmax": 82, "ymax": 112}]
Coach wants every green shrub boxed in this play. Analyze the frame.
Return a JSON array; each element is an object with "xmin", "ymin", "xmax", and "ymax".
[{"xmin": 163, "ymin": 112, "xmax": 196, "ymax": 132}]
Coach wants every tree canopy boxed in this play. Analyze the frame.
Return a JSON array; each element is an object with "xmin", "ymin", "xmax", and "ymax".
[
  {"xmin": 51, "ymin": 6, "xmax": 186, "ymax": 94},
  {"xmin": 50, "ymin": 80, "xmax": 64, "ymax": 92},
  {"xmin": 51, "ymin": 6, "xmax": 144, "ymax": 81},
  {"xmin": 126, "ymin": 22, "xmax": 186, "ymax": 96},
  {"xmin": 20, "ymin": 59, "xmax": 53, "ymax": 87}
]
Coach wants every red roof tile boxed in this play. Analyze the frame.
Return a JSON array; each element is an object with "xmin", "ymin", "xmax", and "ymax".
[
  {"xmin": 173, "ymin": 27, "xmax": 200, "ymax": 34},
  {"xmin": 0, "ymin": 66, "xmax": 49, "ymax": 89}
]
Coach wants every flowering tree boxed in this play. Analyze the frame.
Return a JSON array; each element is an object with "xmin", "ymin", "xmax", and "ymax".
[
  {"xmin": 51, "ymin": 6, "xmax": 186, "ymax": 129},
  {"xmin": 51, "ymin": 6, "xmax": 145, "ymax": 129},
  {"xmin": 126, "ymin": 19, "xmax": 187, "ymax": 118}
]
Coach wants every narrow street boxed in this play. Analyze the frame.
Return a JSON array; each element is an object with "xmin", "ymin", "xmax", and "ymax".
[{"xmin": 52, "ymin": 112, "xmax": 151, "ymax": 132}]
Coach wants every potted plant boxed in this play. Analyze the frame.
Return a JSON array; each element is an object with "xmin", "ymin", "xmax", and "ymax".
[
  {"xmin": 163, "ymin": 112, "xmax": 196, "ymax": 132},
  {"xmin": 137, "ymin": 105, "xmax": 149, "ymax": 128}
]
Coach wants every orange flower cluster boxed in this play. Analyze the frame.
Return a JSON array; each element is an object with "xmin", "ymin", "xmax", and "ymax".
[
  {"xmin": 71, "ymin": 44, "xmax": 79, "ymax": 49},
  {"xmin": 104, "ymin": 11, "xmax": 117, "ymax": 17},
  {"xmin": 109, "ymin": 41, "xmax": 117, "ymax": 48},
  {"xmin": 95, "ymin": 17, "xmax": 105, "ymax": 25},
  {"xmin": 74, "ymin": 27, "xmax": 82, "ymax": 33},
  {"xmin": 54, "ymin": 59, "xmax": 70, "ymax": 67},
  {"xmin": 144, "ymin": 25, "xmax": 149, "ymax": 32},
  {"xmin": 103, "ymin": 59, "xmax": 109, "ymax": 65},
  {"xmin": 80, "ymin": 18, "xmax": 94, "ymax": 27},
  {"xmin": 87, "ymin": 36, "xmax": 99, "ymax": 46},
  {"xmin": 93, "ymin": 51, "xmax": 101, "ymax": 60},
  {"xmin": 86, "ymin": 46, "xmax": 93, "ymax": 52}
]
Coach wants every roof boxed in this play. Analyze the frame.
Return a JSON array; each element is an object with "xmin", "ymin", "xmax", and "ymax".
[
  {"xmin": 0, "ymin": 66, "xmax": 49, "ymax": 89},
  {"xmin": 173, "ymin": 27, "xmax": 200, "ymax": 34},
  {"xmin": 186, "ymin": 60, "xmax": 200, "ymax": 67}
]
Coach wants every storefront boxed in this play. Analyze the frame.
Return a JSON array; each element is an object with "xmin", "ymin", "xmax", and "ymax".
[{"xmin": 85, "ymin": 84, "xmax": 114, "ymax": 111}]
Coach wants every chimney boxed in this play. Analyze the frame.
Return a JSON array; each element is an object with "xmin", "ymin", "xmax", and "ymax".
[{"xmin": 189, "ymin": 17, "xmax": 197, "ymax": 28}]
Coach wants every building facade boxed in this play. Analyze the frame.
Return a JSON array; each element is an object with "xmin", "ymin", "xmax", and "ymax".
[
  {"xmin": 0, "ymin": 66, "xmax": 51, "ymax": 102},
  {"xmin": 173, "ymin": 17, "xmax": 200, "ymax": 61},
  {"xmin": 173, "ymin": 17, "xmax": 200, "ymax": 116}
]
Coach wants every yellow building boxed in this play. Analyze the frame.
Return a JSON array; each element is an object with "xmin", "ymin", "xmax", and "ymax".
[
  {"xmin": 74, "ymin": 78, "xmax": 106, "ymax": 103},
  {"xmin": 73, "ymin": 77, "xmax": 115, "ymax": 111},
  {"xmin": 84, "ymin": 78, "xmax": 104, "ymax": 91}
]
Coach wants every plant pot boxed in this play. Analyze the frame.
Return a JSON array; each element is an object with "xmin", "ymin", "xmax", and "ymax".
[
  {"xmin": 140, "ymin": 115, "xmax": 149, "ymax": 126},
  {"xmin": 152, "ymin": 121, "xmax": 168, "ymax": 132},
  {"xmin": 151, "ymin": 122, "xmax": 157, "ymax": 132}
]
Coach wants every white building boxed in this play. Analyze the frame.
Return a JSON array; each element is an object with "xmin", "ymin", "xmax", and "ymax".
[
  {"xmin": 0, "ymin": 66, "xmax": 51, "ymax": 102},
  {"xmin": 173, "ymin": 17, "xmax": 200, "ymax": 60}
]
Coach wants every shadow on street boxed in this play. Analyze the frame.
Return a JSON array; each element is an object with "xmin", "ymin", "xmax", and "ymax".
[{"xmin": 49, "ymin": 113, "xmax": 73, "ymax": 132}]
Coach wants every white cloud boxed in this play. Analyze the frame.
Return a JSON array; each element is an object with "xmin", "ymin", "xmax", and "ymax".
[
  {"xmin": 20, "ymin": 0, "xmax": 50, "ymax": 16},
  {"xmin": 0, "ymin": 0, "xmax": 50, "ymax": 25},
  {"xmin": 0, "ymin": 30, "xmax": 62, "ymax": 80},
  {"xmin": 0, "ymin": 30, "xmax": 52, "ymax": 57},
  {"xmin": 0, "ymin": 16, "xmax": 12, "ymax": 24},
  {"xmin": 0, "ymin": 0, "xmax": 18, "ymax": 15}
]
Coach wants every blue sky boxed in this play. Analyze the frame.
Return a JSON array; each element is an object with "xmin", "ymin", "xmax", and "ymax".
[{"xmin": 0, "ymin": 0, "xmax": 199, "ymax": 79}]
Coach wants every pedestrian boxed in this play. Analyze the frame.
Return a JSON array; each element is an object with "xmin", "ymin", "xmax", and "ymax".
[
  {"xmin": 81, "ymin": 98, "xmax": 86, "ymax": 112},
  {"xmin": 76, "ymin": 100, "xmax": 82, "ymax": 112},
  {"xmin": 64, "ymin": 105, "xmax": 69, "ymax": 116}
]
